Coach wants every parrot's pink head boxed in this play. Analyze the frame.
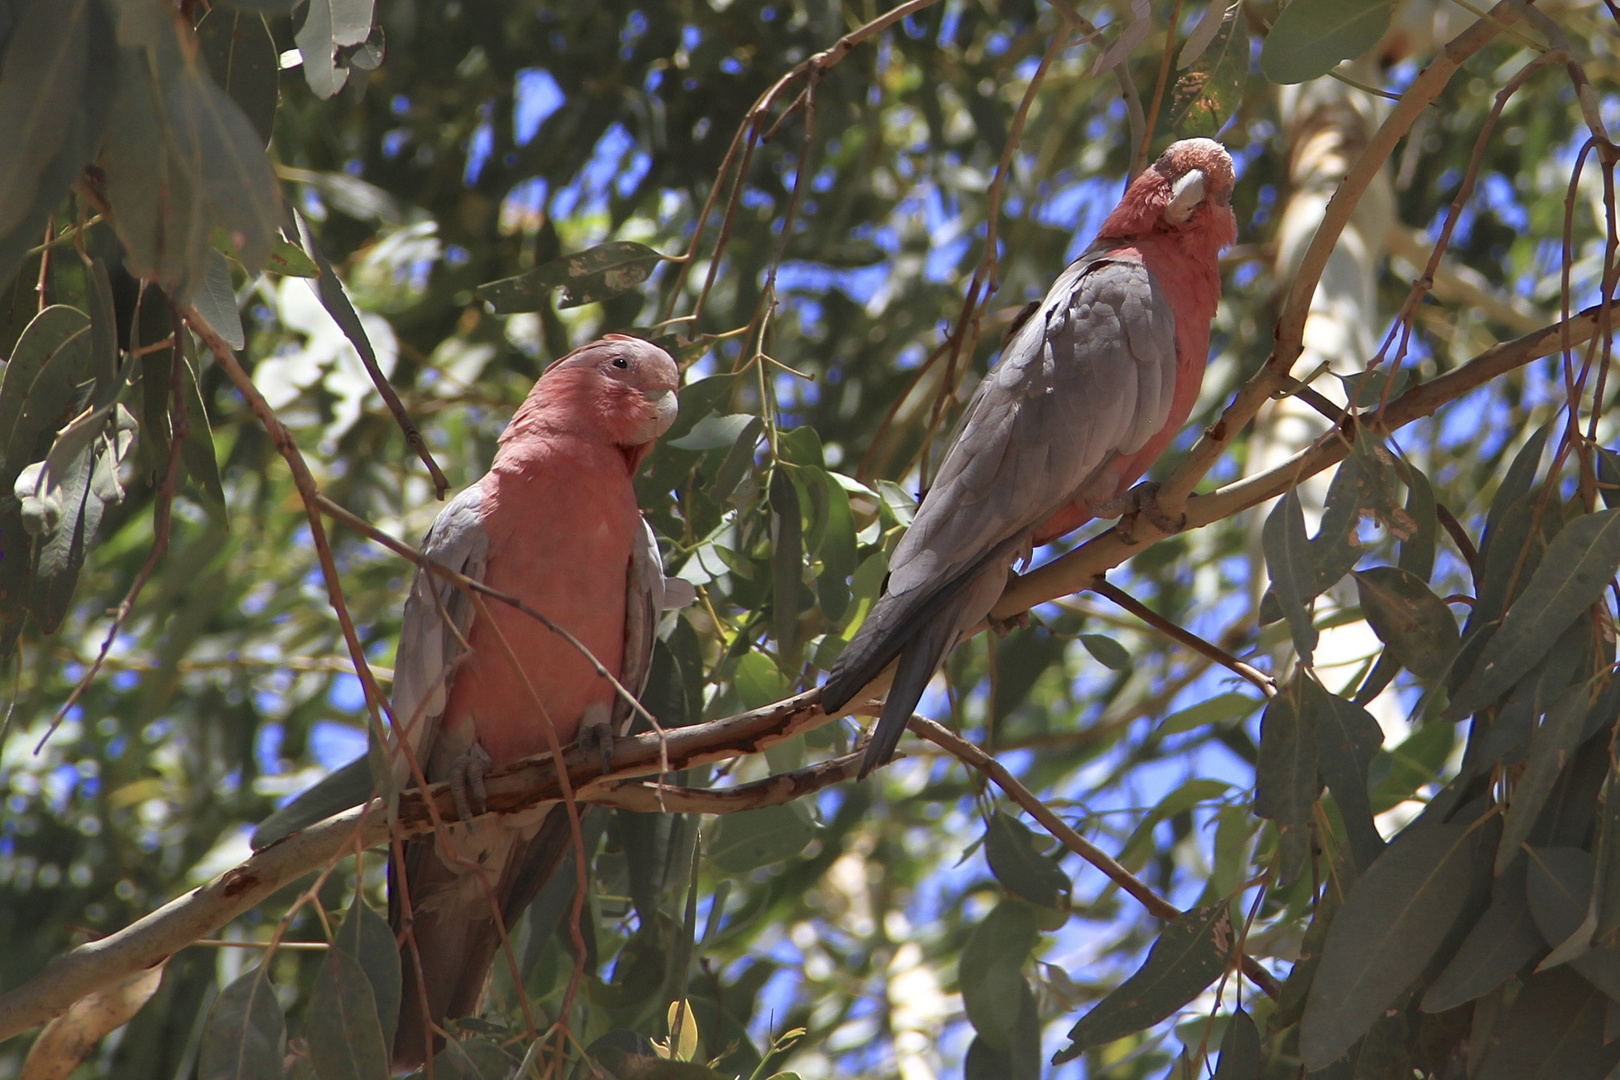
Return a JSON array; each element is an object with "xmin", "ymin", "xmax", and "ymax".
[
  {"xmin": 506, "ymin": 334, "xmax": 681, "ymax": 470},
  {"xmin": 1098, "ymin": 138, "xmax": 1238, "ymax": 262}
]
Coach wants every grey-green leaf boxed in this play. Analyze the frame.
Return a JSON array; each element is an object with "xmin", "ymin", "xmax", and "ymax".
[
  {"xmin": 1259, "ymin": 0, "xmax": 1398, "ymax": 84},
  {"xmin": 196, "ymin": 10, "xmax": 279, "ymax": 147},
  {"xmin": 1054, "ymin": 904, "xmax": 1231, "ymax": 1062},
  {"xmin": 199, "ymin": 964, "xmax": 285, "ymax": 1080},
  {"xmin": 984, "ymin": 811, "xmax": 1071, "ymax": 912},
  {"xmin": 769, "ymin": 468, "xmax": 803, "ymax": 666},
  {"xmin": 1354, "ymin": 565, "xmax": 1460, "ymax": 680},
  {"xmin": 1254, "ymin": 680, "xmax": 1319, "ymax": 885},
  {"xmin": 476, "ymin": 241, "xmax": 668, "ymax": 313},
  {"xmin": 1079, "ymin": 633, "xmax": 1130, "ymax": 672},
  {"xmin": 709, "ymin": 803, "xmax": 816, "ymax": 875},
  {"xmin": 334, "ymin": 892, "xmax": 400, "ymax": 1050},
  {"xmin": 1211, "ymin": 1006, "xmax": 1260, "ymax": 1080},
  {"xmin": 1421, "ymin": 867, "xmax": 1543, "ymax": 1013},
  {"xmin": 1474, "ymin": 968, "xmax": 1620, "ymax": 1080},
  {"xmin": 250, "ymin": 756, "xmax": 373, "ymax": 850},
  {"xmin": 1448, "ymin": 510, "xmax": 1620, "ymax": 720},
  {"xmin": 306, "ymin": 947, "xmax": 389, "ymax": 1080},
  {"xmin": 1299, "ymin": 823, "xmax": 1482, "ymax": 1068},
  {"xmin": 1497, "ymin": 684, "xmax": 1592, "ymax": 874},
  {"xmin": 960, "ymin": 899, "xmax": 1038, "ymax": 1051},
  {"xmin": 1264, "ymin": 488, "xmax": 1318, "ymax": 661}
]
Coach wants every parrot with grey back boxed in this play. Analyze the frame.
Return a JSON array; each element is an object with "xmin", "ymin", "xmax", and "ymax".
[
  {"xmin": 386, "ymin": 334, "xmax": 681, "ymax": 1068},
  {"xmin": 820, "ymin": 138, "xmax": 1238, "ymax": 777}
]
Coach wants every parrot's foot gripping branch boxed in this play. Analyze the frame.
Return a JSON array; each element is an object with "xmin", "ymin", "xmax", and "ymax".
[
  {"xmin": 1095, "ymin": 480, "xmax": 1187, "ymax": 543},
  {"xmin": 447, "ymin": 744, "xmax": 493, "ymax": 826}
]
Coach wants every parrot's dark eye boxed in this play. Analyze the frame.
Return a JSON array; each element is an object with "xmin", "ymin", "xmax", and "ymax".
[{"xmin": 612, "ymin": 357, "xmax": 629, "ymax": 369}]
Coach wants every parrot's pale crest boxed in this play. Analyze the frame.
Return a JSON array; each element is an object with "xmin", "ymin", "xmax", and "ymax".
[
  {"xmin": 388, "ymin": 335, "xmax": 679, "ymax": 1067},
  {"xmin": 822, "ymin": 139, "xmax": 1239, "ymax": 778}
]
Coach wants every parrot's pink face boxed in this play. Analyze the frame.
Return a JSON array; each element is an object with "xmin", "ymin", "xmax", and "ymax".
[
  {"xmin": 509, "ymin": 334, "xmax": 680, "ymax": 465},
  {"xmin": 1099, "ymin": 137, "xmax": 1238, "ymax": 258}
]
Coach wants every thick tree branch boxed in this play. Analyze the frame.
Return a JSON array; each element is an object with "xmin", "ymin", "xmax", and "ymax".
[{"xmin": 0, "ymin": 691, "xmax": 846, "ymax": 1042}]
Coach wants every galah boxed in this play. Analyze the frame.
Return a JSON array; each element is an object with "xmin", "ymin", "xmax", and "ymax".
[
  {"xmin": 387, "ymin": 334, "xmax": 680, "ymax": 1068},
  {"xmin": 821, "ymin": 138, "xmax": 1238, "ymax": 777}
]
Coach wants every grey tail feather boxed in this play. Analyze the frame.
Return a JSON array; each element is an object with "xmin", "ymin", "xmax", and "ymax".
[
  {"xmin": 390, "ymin": 810, "xmax": 577, "ymax": 1069},
  {"xmin": 856, "ymin": 607, "xmax": 961, "ymax": 779}
]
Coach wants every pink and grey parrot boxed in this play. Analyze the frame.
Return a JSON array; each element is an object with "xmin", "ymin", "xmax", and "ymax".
[
  {"xmin": 387, "ymin": 334, "xmax": 680, "ymax": 1067},
  {"xmin": 820, "ymin": 138, "xmax": 1237, "ymax": 777}
]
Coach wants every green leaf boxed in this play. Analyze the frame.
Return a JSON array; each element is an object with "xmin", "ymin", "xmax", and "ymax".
[
  {"xmin": 1254, "ymin": 678, "xmax": 1318, "ymax": 885},
  {"xmin": 961, "ymin": 981, "xmax": 1040, "ymax": 1080},
  {"xmin": 1497, "ymin": 684, "xmax": 1592, "ymax": 874},
  {"xmin": 983, "ymin": 811, "xmax": 1071, "ymax": 913},
  {"xmin": 1421, "ymin": 864, "xmax": 1543, "ymax": 1013},
  {"xmin": 1259, "ymin": 0, "xmax": 1398, "ymax": 84},
  {"xmin": 266, "ymin": 237, "xmax": 321, "ymax": 278},
  {"xmin": 1156, "ymin": 692, "xmax": 1260, "ymax": 737},
  {"xmin": 0, "ymin": 0, "xmax": 93, "ymax": 240},
  {"xmin": 192, "ymin": 251, "xmax": 245, "ymax": 351},
  {"xmin": 1526, "ymin": 846, "xmax": 1594, "ymax": 962},
  {"xmin": 815, "ymin": 470, "xmax": 856, "ymax": 624},
  {"xmin": 732, "ymin": 651, "xmax": 789, "ymax": 711},
  {"xmin": 1398, "ymin": 464, "xmax": 1438, "ymax": 581},
  {"xmin": 250, "ymin": 756, "xmax": 373, "ymax": 850},
  {"xmin": 1353, "ymin": 566, "xmax": 1459, "ymax": 680},
  {"xmin": 710, "ymin": 803, "xmax": 816, "ymax": 874},
  {"xmin": 1487, "ymin": 424, "xmax": 1551, "ymax": 536},
  {"xmin": 199, "ymin": 964, "xmax": 285, "ymax": 1080},
  {"xmin": 959, "ymin": 899, "xmax": 1038, "ymax": 1051},
  {"xmin": 1474, "ymin": 968, "xmax": 1620, "ymax": 1080},
  {"xmin": 1264, "ymin": 488, "xmax": 1318, "ymax": 661},
  {"xmin": 306, "ymin": 946, "xmax": 389, "ymax": 1080},
  {"xmin": 668, "ymin": 412, "xmax": 759, "ymax": 452},
  {"xmin": 1211, "ymin": 1006, "xmax": 1260, "ymax": 1080},
  {"xmin": 476, "ymin": 241, "xmax": 668, "ymax": 313},
  {"xmin": 429, "ymin": 1037, "xmax": 516, "ymax": 1079},
  {"xmin": 1165, "ymin": 5, "xmax": 1247, "ymax": 138},
  {"xmin": 1299, "ymin": 823, "xmax": 1483, "ymax": 1069},
  {"xmin": 1447, "ymin": 509, "xmax": 1620, "ymax": 719},
  {"xmin": 769, "ymin": 468, "xmax": 803, "ymax": 666},
  {"xmin": 1079, "ymin": 633, "xmax": 1130, "ymax": 671},
  {"xmin": 295, "ymin": 0, "xmax": 375, "ymax": 99},
  {"xmin": 1053, "ymin": 904, "xmax": 1231, "ymax": 1063},
  {"xmin": 174, "ymin": 63, "xmax": 283, "ymax": 274},
  {"xmin": 334, "ymin": 893, "xmax": 400, "ymax": 1050},
  {"xmin": 1304, "ymin": 675, "xmax": 1385, "ymax": 872},
  {"xmin": 196, "ymin": 10, "xmax": 279, "ymax": 148},
  {"xmin": 1119, "ymin": 778, "xmax": 1232, "ymax": 873},
  {"xmin": 179, "ymin": 352, "xmax": 228, "ymax": 523}
]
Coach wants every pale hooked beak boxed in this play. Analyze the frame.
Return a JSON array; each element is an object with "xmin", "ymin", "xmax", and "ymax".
[
  {"xmin": 646, "ymin": 388, "xmax": 679, "ymax": 437},
  {"xmin": 1163, "ymin": 168, "xmax": 1207, "ymax": 225}
]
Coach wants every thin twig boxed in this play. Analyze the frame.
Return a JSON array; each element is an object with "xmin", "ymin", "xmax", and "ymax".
[
  {"xmin": 905, "ymin": 715, "xmax": 1282, "ymax": 1000},
  {"xmin": 1089, "ymin": 577, "xmax": 1276, "ymax": 697}
]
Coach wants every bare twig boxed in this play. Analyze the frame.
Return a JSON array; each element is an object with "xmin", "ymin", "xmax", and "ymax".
[{"xmin": 1089, "ymin": 577, "xmax": 1276, "ymax": 697}]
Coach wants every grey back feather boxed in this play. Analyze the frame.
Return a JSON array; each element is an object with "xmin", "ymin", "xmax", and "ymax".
[
  {"xmin": 390, "ymin": 483, "xmax": 489, "ymax": 789},
  {"xmin": 825, "ymin": 252, "xmax": 1176, "ymax": 710}
]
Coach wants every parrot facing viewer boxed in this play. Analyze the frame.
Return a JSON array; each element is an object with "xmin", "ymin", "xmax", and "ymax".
[
  {"xmin": 820, "ymin": 138, "xmax": 1238, "ymax": 778},
  {"xmin": 387, "ymin": 334, "xmax": 680, "ymax": 1067}
]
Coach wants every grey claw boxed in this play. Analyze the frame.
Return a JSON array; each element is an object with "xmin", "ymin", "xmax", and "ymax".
[{"xmin": 449, "ymin": 744, "xmax": 493, "ymax": 827}]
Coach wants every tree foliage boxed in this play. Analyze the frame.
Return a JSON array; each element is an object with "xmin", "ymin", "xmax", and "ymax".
[{"xmin": 1, "ymin": 0, "xmax": 1619, "ymax": 1077}]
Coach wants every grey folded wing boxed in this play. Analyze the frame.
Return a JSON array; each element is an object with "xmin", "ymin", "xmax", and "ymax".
[
  {"xmin": 824, "ymin": 254, "xmax": 1178, "ymax": 705},
  {"xmin": 390, "ymin": 482, "xmax": 489, "ymax": 789},
  {"xmin": 613, "ymin": 517, "xmax": 666, "ymax": 733}
]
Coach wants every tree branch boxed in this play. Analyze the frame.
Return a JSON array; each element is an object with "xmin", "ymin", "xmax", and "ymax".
[{"xmin": 905, "ymin": 715, "xmax": 1283, "ymax": 1000}]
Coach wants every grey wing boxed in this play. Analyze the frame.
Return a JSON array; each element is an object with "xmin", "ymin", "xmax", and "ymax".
[
  {"xmin": 886, "ymin": 255, "xmax": 1178, "ymax": 599},
  {"xmin": 612, "ymin": 516, "xmax": 665, "ymax": 732},
  {"xmin": 390, "ymin": 482, "xmax": 489, "ymax": 790}
]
